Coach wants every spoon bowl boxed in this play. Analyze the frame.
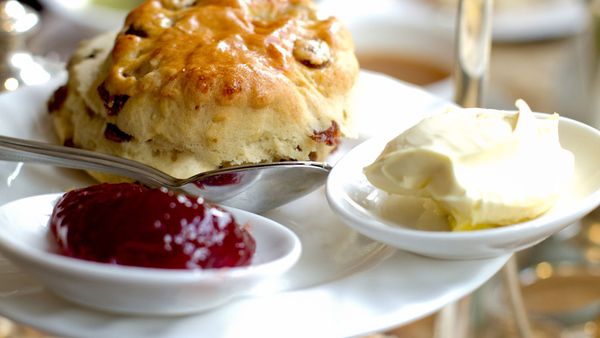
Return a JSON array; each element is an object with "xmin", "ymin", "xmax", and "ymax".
[
  {"xmin": 0, "ymin": 193, "xmax": 302, "ymax": 315},
  {"xmin": 0, "ymin": 135, "xmax": 331, "ymax": 213}
]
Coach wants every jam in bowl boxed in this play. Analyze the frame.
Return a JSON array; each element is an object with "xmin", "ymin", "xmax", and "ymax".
[
  {"xmin": 0, "ymin": 185, "xmax": 301, "ymax": 315},
  {"xmin": 50, "ymin": 183, "xmax": 256, "ymax": 270}
]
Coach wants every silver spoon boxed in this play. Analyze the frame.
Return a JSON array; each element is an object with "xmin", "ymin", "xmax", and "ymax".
[{"xmin": 0, "ymin": 135, "xmax": 332, "ymax": 213}]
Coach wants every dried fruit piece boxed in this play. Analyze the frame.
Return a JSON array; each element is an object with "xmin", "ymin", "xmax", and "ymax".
[
  {"xmin": 97, "ymin": 82, "xmax": 130, "ymax": 116},
  {"xmin": 293, "ymin": 39, "xmax": 331, "ymax": 69}
]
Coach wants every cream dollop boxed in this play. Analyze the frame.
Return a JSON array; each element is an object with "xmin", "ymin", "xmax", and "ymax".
[{"xmin": 363, "ymin": 100, "xmax": 574, "ymax": 231}]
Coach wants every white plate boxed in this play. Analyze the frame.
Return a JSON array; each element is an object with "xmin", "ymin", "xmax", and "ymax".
[
  {"xmin": 0, "ymin": 71, "xmax": 509, "ymax": 338},
  {"xmin": 319, "ymin": 0, "xmax": 588, "ymax": 42},
  {"xmin": 0, "ymin": 193, "xmax": 301, "ymax": 315},
  {"xmin": 38, "ymin": 0, "xmax": 139, "ymax": 31},
  {"xmin": 489, "ymin": 0, "xmax": 588, "ymax": 42},
  {"xmin": 327, "ymin": 115, "xmax": 600, "ymax": 259},
  {"xmin": 346, "ymin": 14, "xmax": 454, "ymax": 100}
]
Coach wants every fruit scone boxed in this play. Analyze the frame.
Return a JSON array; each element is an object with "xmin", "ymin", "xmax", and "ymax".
[{"xmin": 48, "ymin": 0, "xmax": 359, "ymax": 181}]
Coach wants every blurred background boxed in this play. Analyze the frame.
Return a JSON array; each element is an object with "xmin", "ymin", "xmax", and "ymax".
[{"xmin": 1, "ymin": 0, "xmax": 600, "ymax": 337}]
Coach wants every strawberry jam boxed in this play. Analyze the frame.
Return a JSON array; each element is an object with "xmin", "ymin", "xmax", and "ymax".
[
  {"xmin": 195, "ymin": 173, "xmax": 242, "ymax": 188},
  {"xmin": 49, "ymin": 183, "xmax": 256, "ymax": 269}
]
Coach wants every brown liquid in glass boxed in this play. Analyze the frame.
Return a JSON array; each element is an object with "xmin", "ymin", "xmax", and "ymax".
[{"xmin": 358, "ymin": 53, "xmax": 450, "ymax": 86}]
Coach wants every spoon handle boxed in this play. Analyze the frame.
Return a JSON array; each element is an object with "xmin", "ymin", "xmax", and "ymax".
[{"xmin": 0, "ymin": 135, "xmax": 172, "ymax": 187}]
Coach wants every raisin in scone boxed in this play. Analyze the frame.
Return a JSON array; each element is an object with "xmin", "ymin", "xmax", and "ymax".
[{"xmin": 48, "ymin": 0, "xmax": 359, "ymax": 180}]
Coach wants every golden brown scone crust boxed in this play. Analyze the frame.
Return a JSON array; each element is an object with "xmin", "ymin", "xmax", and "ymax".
[{"xmin": 50, "ymin": 0, "xmax": 358, "ymax": 179}]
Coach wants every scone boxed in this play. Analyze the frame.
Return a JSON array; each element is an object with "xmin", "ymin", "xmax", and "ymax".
[{"xmin": 48, "ymin": 0, "xmax": 359, "ymax": 181}]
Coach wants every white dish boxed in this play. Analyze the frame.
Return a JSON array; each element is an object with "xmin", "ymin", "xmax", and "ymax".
[
  {"xmin": 319, "ymin": 0, "xmax": 588, "ymax": 42},
  {"xmin": 346, "ymin": 15, "xmax": 454, "ymax": 99},
  {"xmin": 0, "ymin": 70, "xmax": 509, "ymax": 337},
  {"xmin": 327, "ymin": 114, "xmax": 600, "ymax": 260},
  {"xmin": 38, "ymin": 0, "xmax": 138, "ymax": 31},
  {"xmin": 490, "ymin": 0, "xmax": 588, "ymax": 42},
  {"xmin": 0, "ymin": 193, "xmax": 301, "ymax": 315}
]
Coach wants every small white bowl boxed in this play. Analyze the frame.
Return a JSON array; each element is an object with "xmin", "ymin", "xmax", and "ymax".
[
  {"xmin": 0, "ymin": 193, "xmax": 301, "ymax": 315},
  {"xmin": 327, "ymin": 115, "xmax": 600, "ymax": 260}
]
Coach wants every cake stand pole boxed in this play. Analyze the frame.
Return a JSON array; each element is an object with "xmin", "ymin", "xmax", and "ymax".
[
  {"xmin": 436, "ymin": 0, "xmax": 533, "ymax": 337},
  {"xmin": 453, "ymin": 0, "xmax": 492, "ymax": 108}
]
